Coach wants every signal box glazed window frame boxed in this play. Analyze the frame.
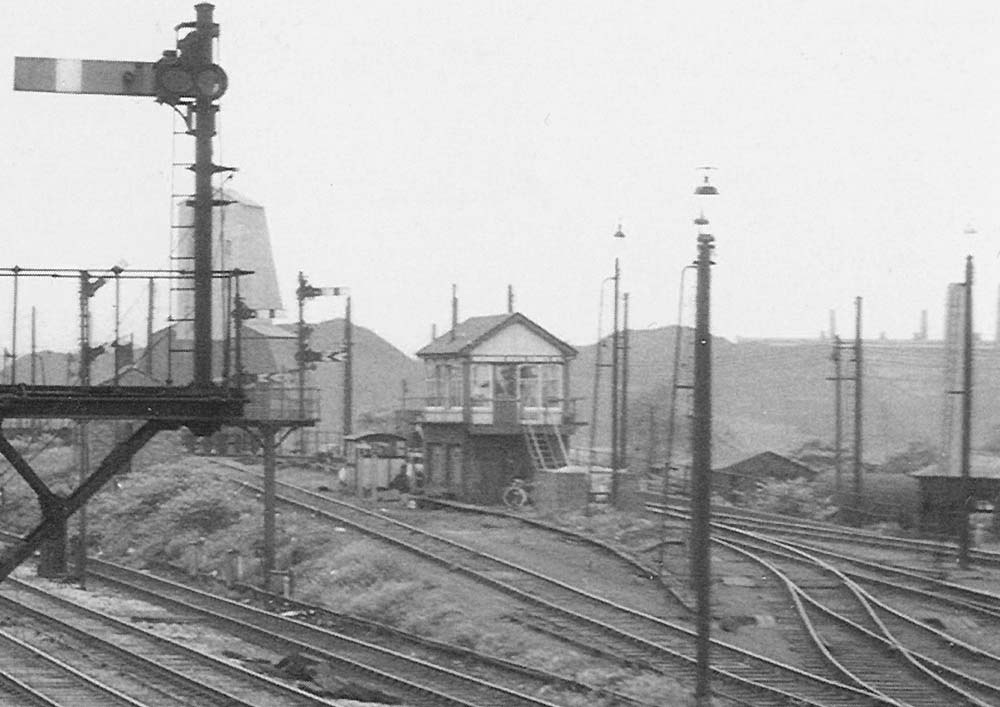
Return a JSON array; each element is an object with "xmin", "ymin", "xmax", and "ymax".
[{"xmin": 425, "ymin": 359, "xmax": 565, "ymax": 426}]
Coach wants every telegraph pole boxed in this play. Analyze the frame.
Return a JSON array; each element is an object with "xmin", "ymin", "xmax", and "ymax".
[
  {"xmin": 610, "ymin": 257, "xmax": 621, "ymax": 477},
  {"xmin": 852, "ymin": 296, "xmax": 863, "ymax": 522},
  {"xmin": 343, "ymin": 296, "xmax": 353, "ymax": 439},
  {"xmin": 588, "ymin": 276, "xmax": 612, "ymax": 470},
  {"xmin": 620, "ymin": 292, "xmax": 630, "ymax": 469},
  {"xmin": 827, "ymin": 335, "xmax": 851, "ymax": 503},
  {"xmin": 297, "ymin": 271, "xmax": 309, "ymax": 453},
  {"xmin": 146, "ymin": 279, "xmax": 155, "ymax": 376},
  {"xmin": 112, "ymin": 267, "xmax": 122, "ymax": 385},
  {"xmin": 76, "ymin": 271, "xmax": 105, "ymax": 587},
  {"xmin": 646, "ymin": 405, "xmax": 656, "ymax": 472},
  {"xmin": 959, "ymin": 255, "xmax": 973, "ymax": 568},
  {"xmin": 30, "ymin": 307, "xmax": 36, "ymax": 385},
  {"xmin": 10, "ymin": 267, "xmax": 19, "ymax": 384}
]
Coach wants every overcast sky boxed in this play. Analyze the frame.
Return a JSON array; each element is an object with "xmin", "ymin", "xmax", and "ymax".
[{"xmin": 2, "ymin": 1, "xmax": 1000, "ymax": 357}]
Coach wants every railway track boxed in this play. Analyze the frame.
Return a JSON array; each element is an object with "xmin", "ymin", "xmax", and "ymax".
[
  {"xmin": 5, "ymin": 526, "xmax": 639, "ymax": 707},
  {"xmin": 712, "ymin": 531, "xmax": 1000, "ymax": 706},
  {"xmin": 409, "ymin": 494, "xmax": 1000, "ymax": 706},
  {"xmin": 642, "ymin": 489, "xmax": 1000, "ymax": 567},
  {"xmin": 644, "ymin": 501, "xmax": 1000, "ymax": 618},
  {"xmin": 0, "ymin": 574, "xmax": 343, "ymax": 706},
  {"xmin": 439, "ymin": 502, "xmax": 1000, "ymax": 705},
  {"xmin": 410, "ymin": 502, "xmax": 1000, "ymax": 706},
  {"xmin": 82, "ymin": 558, "xmax": 585, "ymax": 707},
  {"xmin": 228, "ymin": 581, "xmax": 652, "ymax": 707},
  {"xmin": 209, "ymin": 461, "xmax": 894, "ymax": 706},
  {"xmin": 638, "ymin": 503, "xmax": 1000, "ymax": 706},
  {"xmin": 0, "ymin": 626, "xmax": 155, "ymax": 707}
]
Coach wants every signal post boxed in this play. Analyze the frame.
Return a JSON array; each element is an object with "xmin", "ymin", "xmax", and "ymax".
[{"xmin": 0, "ymin": 5, "xmax": 243, "ymax": 585}]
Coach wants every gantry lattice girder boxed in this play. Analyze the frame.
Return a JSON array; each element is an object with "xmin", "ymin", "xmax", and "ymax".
[{"xmin": 0, "ymin": 384, "xmax": 243, "ymax": 421}]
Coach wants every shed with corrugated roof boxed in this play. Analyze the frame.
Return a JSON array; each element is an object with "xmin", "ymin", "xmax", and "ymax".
[{"xmin": 911, "ymin": 454, "xmax": 1000, "ymax": 535}]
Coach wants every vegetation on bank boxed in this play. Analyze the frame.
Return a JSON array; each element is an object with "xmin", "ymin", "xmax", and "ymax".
[{"xmin": 2, "ymin": 440, "xmax": 696, "ymax": 705}]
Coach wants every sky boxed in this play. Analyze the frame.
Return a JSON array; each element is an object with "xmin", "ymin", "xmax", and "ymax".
[{"xmin": 2, "ymin": 1, "xmax": 1000, "ymax": 357}]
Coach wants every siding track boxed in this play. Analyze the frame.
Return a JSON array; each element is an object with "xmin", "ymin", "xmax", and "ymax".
[
  {"xmin": 0, "ymin": 575, "xmax": 342, "ymax": 706},
  {"xmin": 209, "ymin": 460, "xmax": 895, "ymax": 706}
]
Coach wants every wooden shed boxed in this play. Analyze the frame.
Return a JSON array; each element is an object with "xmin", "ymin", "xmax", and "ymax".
[
  {"xmin": 911, "ymin": 455, "xmax": 1000, "ymax": 536},
  {"xmin": 714, "ymin": 451, "xmax": 817, "ymax": 499},
  {"xmin": 341, "ymin": 432, "xmax": 409, "ymax": 494}
]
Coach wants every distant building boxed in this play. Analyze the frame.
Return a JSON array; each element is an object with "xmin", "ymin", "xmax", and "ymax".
[
  {"xmin": 912, "ymin": 455, "xmax": 1000, "ymax": 535},
  {"xmin": 415, "ymin": 312, "xmax": 578, "ymax": 503},
  {"xmin": 174, "ymin": 188, "xmax": 285, "ymax": 340},
  {"xmin": 714, "ymin": 451, "xmax": 817, "ymax": 499}
]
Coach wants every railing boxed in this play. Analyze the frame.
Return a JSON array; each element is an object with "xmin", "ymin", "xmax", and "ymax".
[
  {"xmin": 243, "ymin": 382, "xmax": 320, "ymax": 422},
  {"xmin": 417, "ymin": 397, "xmax": 577, "ymax": 427}
]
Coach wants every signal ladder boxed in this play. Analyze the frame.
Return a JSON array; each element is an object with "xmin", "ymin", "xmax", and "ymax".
[{"xmin": 165, "ymin": 97, "xmax": 235, "ymax": 383}]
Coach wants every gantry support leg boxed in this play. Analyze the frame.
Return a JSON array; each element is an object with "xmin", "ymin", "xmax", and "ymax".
[
  {"xmin": 238, "ymin": 423, "xmax": 299, "ymax": 593},
  {"xmin": 36, "ymin": 512, "xmax": 67, "ymax": 577},
  {"xmin": 0, "ymin": 430, "xmax": 67, "ymax": 576},
  {"xmin": 0, "ymin": 420, "xmax": 170, "ymax": 583}
]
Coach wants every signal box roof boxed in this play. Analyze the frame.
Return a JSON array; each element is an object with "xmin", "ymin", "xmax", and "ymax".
[{"xmin": 416, "ymin": 312, "xmax": 576, "ymax": 358}]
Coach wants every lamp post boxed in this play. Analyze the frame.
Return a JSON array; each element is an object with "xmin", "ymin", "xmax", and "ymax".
[
  {"xmin": 609, "ymin": 225, "xmax": 625, "ymax": 504},
  {"xmin": 658, "ymin": 263, "xmax": 695, "ymax": 577},
  {"xmin": 691, "ymin": 170, "xmax": 718, "ymax": 705},
  {"xmin": 588, "ymin": 275, "xmax": 615, "ymax": 470}
]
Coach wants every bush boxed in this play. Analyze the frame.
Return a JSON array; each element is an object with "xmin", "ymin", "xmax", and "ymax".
[
  {"xmin": 87, "ymin": 464, "xmax": 257, "ymax": 561},
  {"xmin": 295, "ymin": 540, "xmax": 426, "ymax": 625}
]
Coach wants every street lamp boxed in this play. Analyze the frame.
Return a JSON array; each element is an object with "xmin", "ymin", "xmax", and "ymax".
[
  {"xmin": 610, "ymin": 225, "xmax": 625, "ymax": 504},
  {"xmin": 658, "ymin": 263, "xmax": 695, "ymax": 577},
  {"xmin": 690, "ymin": 169, "xmax": 718, "ymax": 706},
  {"xmin": 588, "ymin": 274, "xmax": 615, "ymax": 470}
]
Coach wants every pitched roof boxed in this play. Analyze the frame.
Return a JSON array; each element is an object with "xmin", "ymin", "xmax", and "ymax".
[
  {"xmin": 717, "ymin": 451, "xmax": 817, "ymax": 479},
  {"xmin": 415, "ymin": 312, "xmax": 576, "ymax": 358},
  {"xmin": 94, "ymin": 364, "xmax": 164, "ymax": 387}
]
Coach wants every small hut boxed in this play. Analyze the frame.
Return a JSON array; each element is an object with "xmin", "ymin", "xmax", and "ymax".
[{"xmin": 912, "ymin": 455, "xmax": 1000, "ymax": 535}]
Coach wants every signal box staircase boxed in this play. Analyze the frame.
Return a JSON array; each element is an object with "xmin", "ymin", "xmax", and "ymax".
[{"xmin": 524, "ymin": 423, "xmax": 569, "ymax": 473}]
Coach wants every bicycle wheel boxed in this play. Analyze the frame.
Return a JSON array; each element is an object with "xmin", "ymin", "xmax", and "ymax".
[{"xmin": 502, "ymin": 485, "xmax": 528, "ymax": 508}]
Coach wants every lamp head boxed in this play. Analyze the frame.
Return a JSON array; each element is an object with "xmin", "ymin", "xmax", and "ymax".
[{"xmin": 694, "ymin": 174, "xmax": 719, "ymax": 196}]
